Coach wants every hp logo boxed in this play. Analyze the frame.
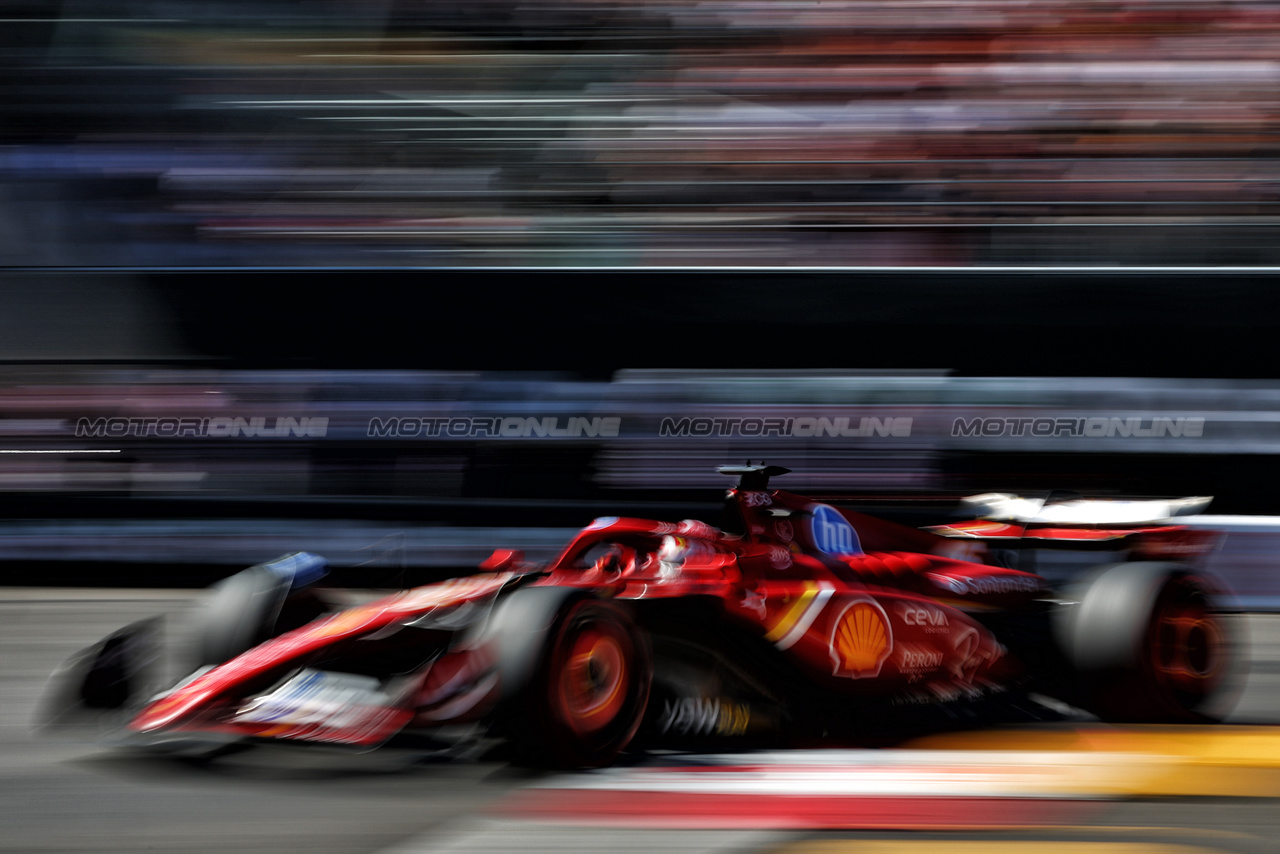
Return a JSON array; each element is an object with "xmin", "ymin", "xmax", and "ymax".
[{"xmin": 810, "ymin": 504, "xmax": 861, "ymax": 556}]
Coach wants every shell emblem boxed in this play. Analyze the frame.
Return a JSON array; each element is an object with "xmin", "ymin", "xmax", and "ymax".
[{"xmin": 830, "ymin": 600, "xmax": 893, "ymax": 678}]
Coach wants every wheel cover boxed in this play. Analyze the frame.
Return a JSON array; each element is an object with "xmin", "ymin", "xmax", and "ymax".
[
  {"xmin": 1149, "ymin": 589, "xmax": 1225, "ymax": 700},
  {"xmin": 557, "ymin": 626, "xmax": 629, "ymax": 736}
]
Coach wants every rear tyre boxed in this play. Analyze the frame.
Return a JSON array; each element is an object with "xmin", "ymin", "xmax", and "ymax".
[
  {"xmin": 493, "ymin": 589, "xmax": 651, "ymax": 767},
  {"xmin": 1055, "ymin": 562, "xmax": 1242, "ymax": 722}
]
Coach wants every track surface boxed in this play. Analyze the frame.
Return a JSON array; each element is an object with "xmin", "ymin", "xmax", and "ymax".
[{"xmin": 6, "ymin": 590, "xmax": 1280, "ymax": 854}]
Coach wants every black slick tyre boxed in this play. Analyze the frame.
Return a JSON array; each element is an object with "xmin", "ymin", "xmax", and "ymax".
[
  {"xmin": 1055, "ymin": 562, "xmax": 1241, "ymax": 722},
  {"xmin": 491, "ymin": 587, "xmax": 651, "ymax": 768}
]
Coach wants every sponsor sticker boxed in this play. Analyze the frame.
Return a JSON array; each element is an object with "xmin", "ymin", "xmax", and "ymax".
[
  {"xmin": 900, "ymin": 604, "xmax": 950, "ymax": 633},
  {"xmin": 234, "ymin": 669, "xmax": 406, "ymax": 745},
  {"xmin": 810, "ymin": 504, "xmax": 862, "ymax": 556},
  {"xmin": 658, "ymin": 697, "xmax": 751, "ymax": 737},
  {"xmin": 896, "ymin": 643, "xmax": 944, "ymax": 681},
  {"xmin": 830, "ymin": 599, "xmax": 893, "ymax": 678},
  {"xmin": 928, "ymin": 572, "xmax": 1041, "ymax": 597}
]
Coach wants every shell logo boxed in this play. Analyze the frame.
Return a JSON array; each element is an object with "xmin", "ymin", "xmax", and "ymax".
[{"xmin": 829, "ymin": 600, "xmax": 893, "ymax": 678}]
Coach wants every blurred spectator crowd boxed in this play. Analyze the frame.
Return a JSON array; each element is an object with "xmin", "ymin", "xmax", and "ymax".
[{"xmin": 4, "ymin": 0, "xmax": 1280, "ymax": 266}]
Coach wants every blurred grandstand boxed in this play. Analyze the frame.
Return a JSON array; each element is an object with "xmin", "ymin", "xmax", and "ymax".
[{"xmin": 4, "ymin": 0, "xmax": 1280, "ymax": 266}]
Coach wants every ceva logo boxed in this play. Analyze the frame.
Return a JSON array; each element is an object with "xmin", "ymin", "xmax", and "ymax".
[{"xmin": 810, "ymin": 504, "xmax": 861, "ymax": 556}]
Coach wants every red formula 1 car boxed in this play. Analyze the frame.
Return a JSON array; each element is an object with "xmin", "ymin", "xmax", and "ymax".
[{"xmin": 45, "ymin": 466, "xmax": 1241, "ymax": 767}]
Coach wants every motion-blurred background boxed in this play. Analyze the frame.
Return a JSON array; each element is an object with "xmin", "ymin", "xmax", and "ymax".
[
  {"xmin": 10, "ymin": 11, "xmax": 1280, "ymax": 854},
  {"xmin": 4, "ymin": 0, "xmax": 1280, "ymax": 599},
  {"xmin": 5, "ymin": 0, "xmax": 1280, "ymax": 267}
]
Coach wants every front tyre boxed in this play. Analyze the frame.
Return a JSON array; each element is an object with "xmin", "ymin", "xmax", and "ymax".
[
  {"xmin": 193, "ymin": 561, "xmax": 328, "ymax": 668},
  {"xmin": 496, "ymin": 591, "xmax": 651, "ymax": 767},
  {"xmin": 547, "ymin": 601, "xmax": 648, "ymax": 753}
]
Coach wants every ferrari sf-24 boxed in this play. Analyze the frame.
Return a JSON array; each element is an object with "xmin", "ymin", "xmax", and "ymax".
[{"xmin": 47, "ymin": 466, "xmax": 1239, "ymax": 767}]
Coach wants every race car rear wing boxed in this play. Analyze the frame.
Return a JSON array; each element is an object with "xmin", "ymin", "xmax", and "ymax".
[{"xmin": 957, "ymin": 493, "xmax": 1212, "ymax": 525}]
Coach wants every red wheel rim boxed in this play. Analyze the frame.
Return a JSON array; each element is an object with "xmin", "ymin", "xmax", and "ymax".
[
  {"xmin": 1150, "ymin": 592, "xmax": 1224, "ymax": 698},
  {"xmin": 557, "ymin": 626, "xmax": 628, "ymax": 736}
]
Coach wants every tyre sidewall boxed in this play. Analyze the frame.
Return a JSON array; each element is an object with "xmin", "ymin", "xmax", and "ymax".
[
  {"xmin": 491, "ymin": 587, "xmax": 651, "ymax": 767},
  {"xmin": 1055, "ymin": 561, "xmax": 1239, "ymax": 722}
]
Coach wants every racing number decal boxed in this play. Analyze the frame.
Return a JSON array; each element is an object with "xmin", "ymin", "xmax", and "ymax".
[{"xmin": 829, "ymin": 600, "xmax": 893, "ymax": 678}]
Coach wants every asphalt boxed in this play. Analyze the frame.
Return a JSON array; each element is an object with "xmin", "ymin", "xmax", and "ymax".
[{"xmin": 6, "ymin": 591, "xmax": 1280, "ymax": 854}]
